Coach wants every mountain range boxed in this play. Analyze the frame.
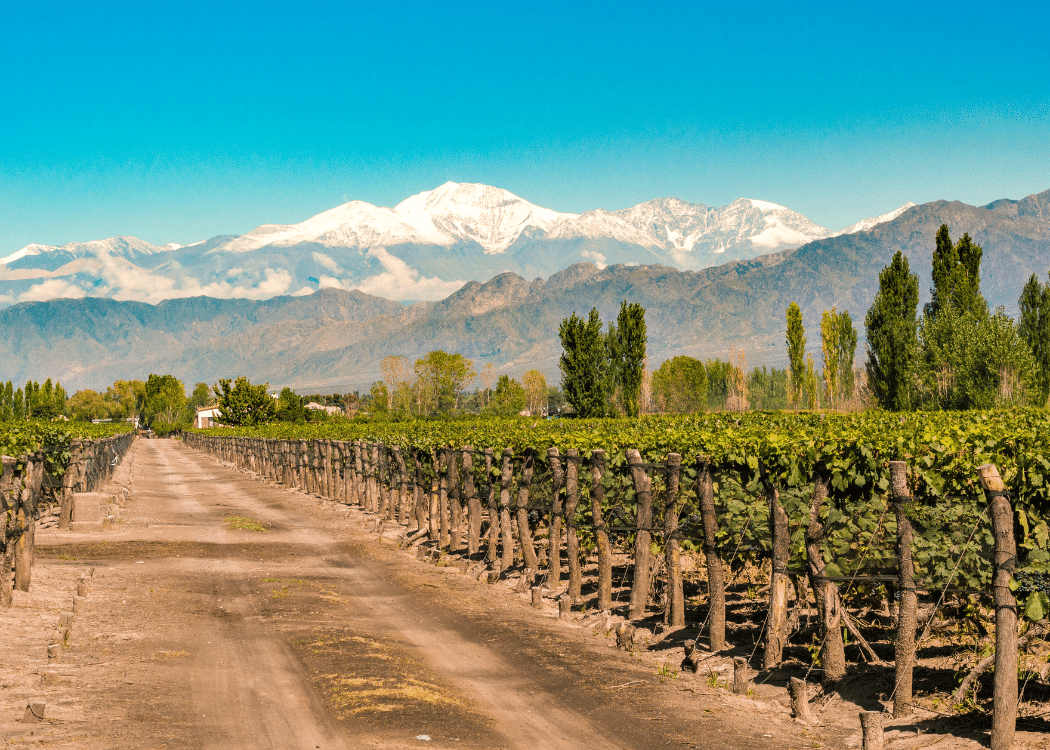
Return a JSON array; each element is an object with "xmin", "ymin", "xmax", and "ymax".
[
  {"xmin": 2, "ymin": 187, "xmax": 1048, "ymax": 393},
  {"xmin": 0, "ymin": 183, "xmax": 913, "ymax": 307}
]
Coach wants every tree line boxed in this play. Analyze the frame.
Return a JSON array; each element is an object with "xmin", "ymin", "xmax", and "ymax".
[{"xmin": 863, "ymin": 224, "xmax": 1044, "ymax": 410}]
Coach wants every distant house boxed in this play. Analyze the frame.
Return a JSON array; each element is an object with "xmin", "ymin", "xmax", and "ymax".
[
  {"xmin": 195, "ymin": 404, "xmax": 222, "ymax": 429},
  {"xmin": 305, "ymin": 401, "xmax": 343, "ymax": 416}
]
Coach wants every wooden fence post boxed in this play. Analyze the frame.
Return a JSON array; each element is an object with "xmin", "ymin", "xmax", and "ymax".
[
  {"xmin": 412, "ymin": 449, "xmax": 426, "ymax": 532},
  {"xmin": 484, "ymin": 448, "xmax": 499, "ymax": 567},
  {"xmin": 807, "ymin": 469, "xmax": 846, "ymax": 685},
  {"xmin": 448, "ymin": 448, "xmax": 462, "ymax": 548},
  {"xmin": 978, "ymin": 463, "xmax": 1017, "ymax": 750},
  {"xmin": 763, "ymin": 464, "xmax": 790, "ymax": 670},
  {"xmin": 665, "ymin": 453, "xmax": 684, "ymax": 628},
  {"xmin": 438, "ymin": 447, "xmax": 450, "ymax": 548},
  {"xmin": 463, "ymin": 448, "xmax": 482, "ymax": 554},
  {"xmin": 548, "ymin": 447, "xmax": 565, "ymax": 589},
  {"xmin": 498, "ymin": 448, "xmax": 515, "ymax": 571},
  {"xmin": 515, "ymin": 451, "xmax": 538, "ymax": 577},
  {"xmin": 890, "ymin": 460, "xmax": 917, "ymax": 718},
  {"xmin": 628, "ymin": 449, "xmax": 653, "ymax": 620},
  {"xmin": 394, "ymin": 447, "xmax": 409, "ymax": 525},
  {"xmin": 565, "ymin": 449, "xmax": 583, "ymax": 605},
  {"xmin": 699, "ymin": 460, "xmax": 726, "ymax": 651},
  {"xmin": 590, "ymin": 449, "xmax": 613, "ymax": 611}
]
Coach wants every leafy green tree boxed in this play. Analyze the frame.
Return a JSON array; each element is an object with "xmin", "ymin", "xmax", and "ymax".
[
  {"xmin": 705, "ymin": 359, "xmax": 733, "ymax": 411},
  {"xmin": 488, "ymin": 375, "xmax": 527, "ymax": 414},
  {"xmin": 67, "ymin": 389, "xmax": 111, "ymax": 422},
  {"xmin": 559, "ymin": 308, "xmax": 609, "ymax": 417},
  {"xmin": 651, "ymin": 356, "xmax": 708, "ymax": 413},
  {"xmin": 925, "ymin": 225, "xmax": 986, "ymax": 321},
  {"xmin": 1019, "ymin": 272, "xmax": 1050, "ymax": 404},
  {"xmin": 786, "ymin": 302, "xmax": 806, "ymax": 409},
  {"xmin": 214, "ymin": 377, "xmax": 276, "ymax": 426},
  {"xmin": 836, "ymin": 312, "xmax": 858, "ymax": 403},
  {"xmin": 522, "ymin": 370, "xmax": 548, "ymax": 416},
  {"xmin": 141, "ymin": 374, "xmax": 187, "ymax": 428},
  {"xmin": 820, "ymin": 309, "xmax": 841, "ymax": 406},
  {"xmin": 13, "ymin": 387, "xmax": 24, "ymax": 420},
  {"xmin": 611, "ymin": 301, "xmax": 647, "ymax": 417},
  {"xmin": 0, "ymin": 381, "xmax": 12, "ymax": 421},
  {"xmin": 369, "ymin": 382, "xmax": 389, "ymax": 415},
  {"xmin": 414, "ymin": 350, "xmax": 475, "ymax": 414},
  {"xmin": 865, "ymin": 251, "xmax": 919, "ymax": 411},
  {"xmin": 747, "ymin": 366, "xmax": 789, "ymax": 411},
  {"xmin": 54, "ymin": 382, "xmax": 67, "ymax": 416},
  {"xmin": 919, "ymin": 305, "xmax": 1037, "ymax": 409},
  {"xmin": 275, "ymin": 387, "xmax": 309, "ymax": 422}
]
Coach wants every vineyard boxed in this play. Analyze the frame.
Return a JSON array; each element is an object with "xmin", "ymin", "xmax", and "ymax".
[
  {"xmin": 188, "ymin": 409, "xmax": 1050, "ymax": 747},
  {"xmin": 1, "ymin": 420, "xmax": 135, "ymax": 607}
]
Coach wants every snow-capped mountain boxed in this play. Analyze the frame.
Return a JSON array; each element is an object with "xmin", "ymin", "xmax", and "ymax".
[
  {"xmin": 0, "ymin": 183, "xmax": 913, "ymax": 307},
  {"xmin": 835, "ymin": 203, "xmax": 917, "ymax": 236}
]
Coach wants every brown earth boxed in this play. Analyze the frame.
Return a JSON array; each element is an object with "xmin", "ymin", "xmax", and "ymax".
[{"xmin": 1, "ymin": 439, "xmax": 1046, "ymax": 749}]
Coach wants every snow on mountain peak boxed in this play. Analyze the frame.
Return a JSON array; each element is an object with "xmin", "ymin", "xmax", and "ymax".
[
  {"xmin": 836, "ymin": 203, "xmax": 917, "ymax": 236},
  {"xmin": 394, "ymin": 182, "xmax": 574, "ymax": 253}
]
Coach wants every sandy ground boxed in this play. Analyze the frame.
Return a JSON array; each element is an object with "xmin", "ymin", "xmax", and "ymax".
[{"xmin": 1, "ymin": 439, "xmax": 1046, "ymax": 749}]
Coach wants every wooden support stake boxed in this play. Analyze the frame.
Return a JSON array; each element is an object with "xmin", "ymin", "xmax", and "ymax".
[
  {"xmin": 590, "ymin": 449, "xmax": 613, "ymax": 612},
  {"xmin": 789, "ymin": 678, "xmax": 812, "ymax": 722},
  {"xmin": 733, "ymin": 657, "xmax": 748, "ymax": 694},
  {"xmin": 498, "ymin": 449, "xmax": 515, "ymax": 571},
  {"xmin": 860, "ymin": 712, "xmax": 884, "ymax": 750},
  {"xmin": 463, "ymin": 447, "xmax": 482, "ymax": 554},
  {"xmin": 762, "ymin": 465, "xmax": 790, "ymax": 670},
  {"xmin": 664, "ymin": 453, "xmax": 684, "ymax": 628},
  {"xmin": 531, "ymin": 586, "xmax": 544, "ymax": 608},
  {"xmin": 890, "ymin": 460, "xmax": 916, "ymax": 718},
  {"xmin": 516, "ymin": 452, "xmax": 539, "ymax": 572},
  {"xmin": 807, "ymin": 470, "xmax": 846, "ymax": 685},
  {"xmin": 978, "ymin": 463, "xmax": 1017, "ymax": 750},
  {"xmin": 484, "ymin": 449, "xmax": 499, "ymax": 567},
  {"xmin": 548, "ymin": 448, "xmax": 565, "ymax": 589},
  {"xmin": 565, "ymin": 449, "xmax": 583, "ymax": 605},
  {"xmin": 628, "ymin": 450, "xmax": 653, "ymax": 620},
  {"xmin": 699, "ymin": 461, "xmax": 726, "ymax": 651}
]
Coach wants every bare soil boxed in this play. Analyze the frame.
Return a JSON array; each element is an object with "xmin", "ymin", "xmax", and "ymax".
[{"xmin": 1, "ymin": 439, "xmax": 1046, "ymax": 749}]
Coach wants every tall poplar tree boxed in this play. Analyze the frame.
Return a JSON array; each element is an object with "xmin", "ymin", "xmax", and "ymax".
[
  {"xmin": 785, "ymin": 302, "xmax": 806, "ymax": 409},
  {"xmin": 614, "ymin": 301, "xmax": 647, "ymax": 417},
  {"xmin": 1019, "ymin": 272, "xmax": 1050, "ymax": 403},
  {"xmin": 559, "ymin": 308, "xmax": 609, "ymax": 418},
  {"xmin": 866, "ymin": 251, "xmax": 919, "ymax": 411}
]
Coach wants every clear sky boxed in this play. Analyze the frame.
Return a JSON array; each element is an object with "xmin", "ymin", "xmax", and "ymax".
[{"xmin": 3, "ymin": 0, "xmax": 1048, "ymax": 253}]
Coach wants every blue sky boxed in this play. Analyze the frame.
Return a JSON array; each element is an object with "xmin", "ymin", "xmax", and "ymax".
[{"xmin": 2, "ymin": 0, "xmax": 1048, "ymax": 252}]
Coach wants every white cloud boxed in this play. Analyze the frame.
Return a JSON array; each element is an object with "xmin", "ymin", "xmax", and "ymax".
[
  {"xmin": 311, "ymin": 251, "xmax": 341, "ymax": 273},
  {"xmin": 318, "ymin": 275, "xmax": 346, "ymax": 290},
  {"xmin": 352, "ymin": 246, "xmax": 465, "ymax": 301},
  {"xmin": 580, "ymin": 249, "xmax": 607, "ymax": 269},
  {"xmin": 17, "ymin": 279, "xmax": 87, "ymax": 303}
]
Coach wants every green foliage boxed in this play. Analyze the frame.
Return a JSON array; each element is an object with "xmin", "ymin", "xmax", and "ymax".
[
  {"xmin": 705, "ymin": 359, "xmax": 733, "ymax": 412},
  {"xmin": 1018, "ymin": 272, "xmax": 1050, "ymax": 404},
  {"xmin": 652, "ymin": 356, "xmax": 708, "ymax": 413},
  {"xmin": 612, "ymin": 301, "xmax": 647, "ymax": 417},
  {"xmin": 747, "ymin": 366, "xmax": 789, "ymax": 411},
  {"xmin": 786, "ymin": 302, "xmax": 806, "ymax": 408},
  {"xmin": 866, "ymin": 250, "xmax": 919, "ymax": 411},
  {"xmin": 559, "ymin": 308, "xmax": 609, "ymax": 417},
  {"xmin": 276, "ymin": 387, "xmax": 309, "ymax": 423},
  {"xmin": 141, "ymin": 373, "xmax": 187, "ymax": 428},
  {"xmin": 214, "ymin": 377, "xmax": 276, "ymax": 426},
  {"xmin": 414, "ymin": 350, "xmax": 476, "ymax": 414},
  {"xmin": 369, "ymin": 382, "xmax": 389, "ymax": 415},
  {"xmin": 918, "ymin": 305, "xmax": 1038, "ymax": 409},
  {"xmin": 488, "ymin": 375, "xmax": 527, "ymax": 415}
]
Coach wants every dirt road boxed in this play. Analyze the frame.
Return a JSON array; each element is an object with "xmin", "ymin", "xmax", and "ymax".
[{"xmin": 4, "ymin": 440, "xmax": 827, "ymax": 749}]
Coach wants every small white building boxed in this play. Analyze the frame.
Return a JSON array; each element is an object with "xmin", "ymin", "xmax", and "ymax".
[
  {"xmin": 195, "ymin": 404, "xmax": 222, "ymax": 429},
  {"xmin": 305, "ymin": 401, "xmax": 343, "ymax": 416}
]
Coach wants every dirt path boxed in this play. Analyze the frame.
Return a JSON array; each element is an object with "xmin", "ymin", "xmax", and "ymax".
[{"xmin": 4, "ymin": 439, "xmax": 844, "ymax": 749}]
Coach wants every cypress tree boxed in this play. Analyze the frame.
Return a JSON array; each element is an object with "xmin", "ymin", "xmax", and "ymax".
[
  {"xmin": 1019, "ymin": 272, "xmax": 1050, "ymax": 404},
  {"xmin": 558, "ymin": 308, "xmax": 608, "ymax": 418},
  {"xmin": 866, "ymin": 251, "xmax": 919, "ymax": 411},
  {"xmin": 785, "ymin": 302, "xmax": 806, "ymax": 409},
  {"xmin": 614, "ymin": 301, "xmax": 647, "ymax": 418}
]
